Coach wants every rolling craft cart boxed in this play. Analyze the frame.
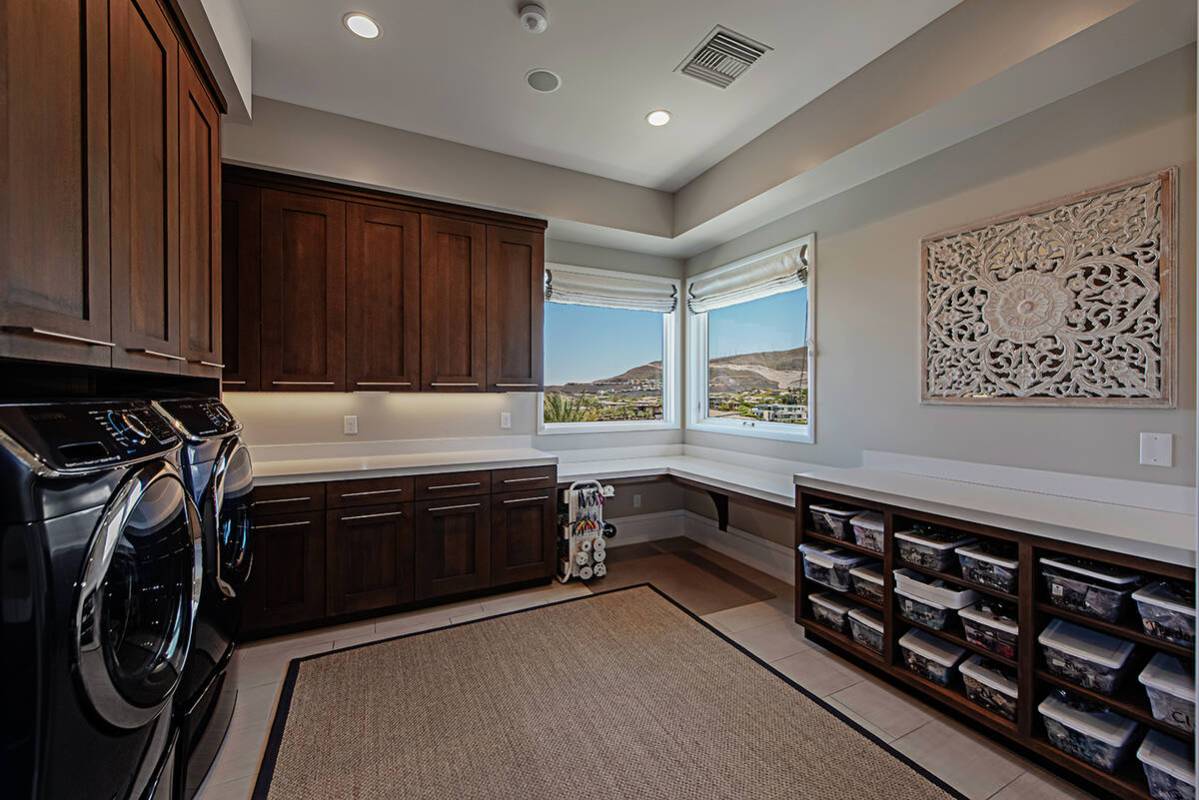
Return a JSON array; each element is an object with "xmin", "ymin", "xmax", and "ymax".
[
  {"xmin": 558, "ymin": 480, "xmax": 617, "ymax": 583},
  {"xmin": 794, "ymin": 487, "xmax": 1196, "ymax": 800}
]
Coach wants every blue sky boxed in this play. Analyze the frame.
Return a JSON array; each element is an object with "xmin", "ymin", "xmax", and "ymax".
[{"xmin": 545, "ymin": 289, "xmax": 806, "ymax": 384}]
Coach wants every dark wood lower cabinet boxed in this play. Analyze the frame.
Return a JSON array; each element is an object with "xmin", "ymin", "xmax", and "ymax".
[
  {"xmin": 490, "ymin": 490, "xmax": 556, "ymax": 585},
  {"xmin": 242, "ymin": 510, "xmax": 326, "ymax": 630},
  {"xmin": 414, "ymin": 497, "xmax": 491, "ymax": 600},
  {"xmin": 326, "ymin": 504, "xmax": 414, "ymax": 615}
]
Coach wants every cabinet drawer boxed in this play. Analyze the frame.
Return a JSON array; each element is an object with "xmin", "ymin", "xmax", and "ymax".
[
  {"xmin": 327, "ymin": 476, "xmax": 415, "ymax": 509},
  {"xmin": 491, "ymin": 466, "xmax": 557, "ymax": 492},
  {"xmin": 253, "ymin": 482, "xmax": 326, "ymax": 516},
  {"xmin": 414, "ymin": 471, "xmax": 491, "ymax": 500}
]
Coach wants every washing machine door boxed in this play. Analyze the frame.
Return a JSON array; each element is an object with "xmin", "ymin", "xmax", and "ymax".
[
  {"xmin": 206, "ymin": 437, "xmax": 253, "ymax": 598},
  {"xmin": 75, "ymin": 460, "xmax": 203, "ymax": 729}
]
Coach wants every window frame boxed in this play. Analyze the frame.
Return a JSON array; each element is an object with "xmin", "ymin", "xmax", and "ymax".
[
  {"xmin": 537, "ymin": 264, "xmax": 682, "ymax": 436},
  {"xmin": 685, "ymin": 235, "xmax": 816, "ymax": 444}
]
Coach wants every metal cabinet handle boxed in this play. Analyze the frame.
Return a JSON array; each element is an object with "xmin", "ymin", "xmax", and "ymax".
[
  {"xmin": 355, "ymin": 381, "xmax": 411, "ymax": 387},
  {"xmin": 2, "ymin": 326, "xmax": 115, "ymax": 348},
  {"xmin": 254, "ymin": 520, "xmax": 311, "ymax": 530},
  {"xmin": 340, "ymin": 488, "xmax": 406, "ymax": 498},
  {"xmin": 272, "ymin": 380, "xmax": 335, "ymax": 386},
  {"xmin": 426, "ymin": 502, "xmax": 481, "ymax": 513},
  {"xmin": 494, "ymin": 383, "xmax": 540, "ymax": 388},
  {"xmin": 429, "ymin": 382, "xmax": 479, "ymax": 387},
  {"xmin": 502, "ymin": 495, "xmax": 549, "ymax": 505},
  {"xmin": 425, "ymin": 481, "xmax": 481, "ymax": 491},
  {"xmin": 127, "ymin": 348, "xmax": 187, "ymax": 362},
  {"xmin": 502, "ymin": 476, "xmax": 550, "ymax": 484},
  {"xmin": 222, "ymin": 380, "xmax": 247, "ymax": 385},
  {"xmin": 255, "ymin": 496, "xmax": 311, "ymax": 506},
  {"xmin": 339, "ymin": 510, "xmax": 405, "ymax": 522},
  {"xmin": 196, "ymin": 360, "xmax": 226, "ymax": 368}
]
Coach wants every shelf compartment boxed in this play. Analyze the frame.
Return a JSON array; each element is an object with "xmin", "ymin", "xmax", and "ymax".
[
  {"xmin": 892, "ymin": 558, "xmax": 1020, "ymax": 603},
  {"xmin": 1036, "ymin": 668, "xmax": 1195, "ymax": 742},
  {"xmin": 1035, "ymin": 603, "xmax": 1195, "ymax": 660},
  {"xmin": 802, "ymin": 529, "xmax": 884, "ymax": 558},
  {"xmin": 800, "ymin": 614, "xmax": 885, "ymax": 665},
  {"xmin": 898, "ymin": 617, "xmax": 1018, "ymax": 669},
  {"xmin": 1026, "ymin": 733, "xmax": 1153, "ymax": 800}
]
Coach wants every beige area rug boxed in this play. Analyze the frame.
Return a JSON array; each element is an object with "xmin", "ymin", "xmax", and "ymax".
[{"xmin": 254, "ymin": 585, "xmax": 963, "ymax": 800}]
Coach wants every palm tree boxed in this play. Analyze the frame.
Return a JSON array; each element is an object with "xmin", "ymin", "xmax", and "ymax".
[{"xmin": 543, "ymin": 392, "xmax": 595, "ymax": 423}]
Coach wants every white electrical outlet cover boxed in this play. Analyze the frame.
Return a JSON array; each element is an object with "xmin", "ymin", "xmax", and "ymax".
[
  {"xmin": 500, "ymin": 411, "xmax": 512, "ymax": 429},
  {"xmin": 343, "ymin": 415, "xmax": 358, "ymax": 435},
  {"xmin": 1139, "ymin": 432, "xmax": 1172, "ymax": 467}
]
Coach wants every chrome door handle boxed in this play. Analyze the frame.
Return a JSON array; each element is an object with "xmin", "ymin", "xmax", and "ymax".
[
  {"xmin": 254, "ymin": 520, "xmax": 311, "ymax": 530},
  {"xmin": 502, "ymin": 476, "xmax": 550, "ymax": 484},
  {"xmin": 502, "ymin": 495, "xmax": 549, "ymax": 504},
  {"xmin": 340, "ymin": 488, "xmax": 407, "ymax": 498},
  {"xmin": 425, "ymin": 482, "xmax": 481, "ymax": 491},
  {"xmin": 2, "ymin": 326, "xmax": 115, "ymax": 348},
  {"xmin": 494, "ymin": 383, "xmax": 539, "ymax": 388},
  {"xmin": 255, "ymin": 496, "xmax": 311, "ymax": 506},
  {"xmin": 221, "ymin": 379, "xmax": 247, "ymax": 385},
  {"xmin": 426, "ymin": 502, "xmax": 481, "ymax": 513},
  {"xmin": 339, "ymin": 510, "xmax": 406, "ymax": 522},
  {"xmin": 429, "ymin": 382, "xmax": 479, "ymax": 387},
  {"xmin": 272, "ymin": 380, "xmax": 335, "ymax": 386},
  {"xmin": 195, "ymin": 360, "xmax": 226, "ymax": 368},
  {"xmin": 127, "ymin": 348, "xmax": 187, "ymax": 362},
  {"xmin": 355, "ymin": 381, "xmax": 411, "ymax": 387}
]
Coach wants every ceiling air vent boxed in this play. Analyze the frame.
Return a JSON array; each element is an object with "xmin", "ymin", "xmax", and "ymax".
[{"xmin": 676, "ymin": 25, "xmax": 771, "ymax": 89}]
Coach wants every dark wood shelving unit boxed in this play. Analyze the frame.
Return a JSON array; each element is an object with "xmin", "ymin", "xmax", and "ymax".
[{"xmin": 795, "ymin": 487, "xmax": 1196, "ymax": 800}]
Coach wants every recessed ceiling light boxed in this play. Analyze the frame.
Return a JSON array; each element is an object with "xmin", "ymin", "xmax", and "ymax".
[
  {"xmin": 646, "ymin": 109, "xmax": 672, "ymax": 127},
  {"xmin": 526, "ymin": 68, "xmax": 561, "ymax": 93},
  {"xmin": 343, "ymin": 12, "xmax": 380, "ymax": 39}
]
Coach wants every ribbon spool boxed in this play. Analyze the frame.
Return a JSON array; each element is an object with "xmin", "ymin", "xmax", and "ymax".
[
  {"xmin": 593, "ymin": 562, "xmax": 607, "ymax": 578},
  {"xmin": 574, "ymin": 550, "xmax": 590, "ymax": 567},
  {"xmin": 592, "ymin": 538, "xmax": 605, "ymax": 552},
  {"xmin": 580, "ymin": 539, "xmax": 593, "ymax": 553},
  {"xmin": 579, "ymin": 565, "xmax": 594, "ymax": 580},
  {"xmin": 592, "ymin": 548, "xmax": 606, "ymax": 563}
]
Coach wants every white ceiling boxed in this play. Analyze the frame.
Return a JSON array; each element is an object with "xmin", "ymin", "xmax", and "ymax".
[{"xmin": 242, "ymin": 0, "xmax": 961, "ymax": 191}]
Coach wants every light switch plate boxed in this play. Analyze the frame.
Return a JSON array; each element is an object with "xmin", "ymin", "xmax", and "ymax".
[
  {"xmin": 1139, "ymin": 432, "xmax": 1172, "ymax": 467},
  {"xmin": 500, "ymin": 411, "xmax": 512, "ymax": 429},
  {"xmin": 343, "ymin": 415, "xmax": 358, "ymax": 435}
]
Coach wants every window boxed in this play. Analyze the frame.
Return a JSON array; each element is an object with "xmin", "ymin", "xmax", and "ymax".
[
  {"xmin": 539, "ymin": 265, "xmax": 680, "ymax": 433},
  {"xmin": 687, "ymin": 235, "xmax": 815, "ymax": 442}
]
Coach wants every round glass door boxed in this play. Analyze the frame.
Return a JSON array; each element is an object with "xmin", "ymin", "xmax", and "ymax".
[
  {"xmin": 210, "ymin": 439, "xmax": 253, "ymax": 597},
  {"xmin": 76, "ymin": 462, "xmax": 202, "ymax": 729}
]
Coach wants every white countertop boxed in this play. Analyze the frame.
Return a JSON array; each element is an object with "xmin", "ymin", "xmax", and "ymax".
[
  {"xmin": 558, "ymin": 454, "xmax": 797, "ymax": 508},
  {"xmin": 252, "ymin": 447, "xmax": 556, "ymax": 485},
  {"xmin": 794, "ymin": 467, "xmax": 1195, "ymax": 567}
]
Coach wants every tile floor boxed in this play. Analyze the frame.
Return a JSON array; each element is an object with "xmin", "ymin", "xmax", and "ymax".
[{"xmin": 195, "ymin": 537, "xmax": 1095, "ymax": 800}]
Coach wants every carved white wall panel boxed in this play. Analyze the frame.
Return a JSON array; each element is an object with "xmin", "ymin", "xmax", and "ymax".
[{"xmin": 921, "ymin": 169, "xmax": 1177, "ymax": 407}]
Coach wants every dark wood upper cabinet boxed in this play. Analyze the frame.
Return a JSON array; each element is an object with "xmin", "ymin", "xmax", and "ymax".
[
  {"xmin": 490, "ymin": 490, "xmax": 556, "ymax": 585},
  {"xmin": 220, "ymin": 183, "xmax": 261, "ymax": 390},
  {"xmin": 326, "ymin": 504, "xmax": 414, "ymax": 615},
  {"xmin": 414, "ymin": 497, "xmax": 491, "ymax": 600},
  {"xmin": 346, "ymin": 204, "xmax": 421, "ymax": 391},
  {"xmin": 420, "ymin": 215, "xmax": 487, "ymax": 392},
  {"xmin": 178, "ymin": 50, "xmax": 222, "ymax": 378},
  {"xmin": 109, "ymin": 0, "xmax": 181, "ymax": 373},
  {"xmin": 242, "ymin": 510, "xmax": 327, "ymax": 632},
  {"xmin": 260, "ymin": 190, "xmax": 347, "ymax": 391},
  {"xmin": 486, "ymin": 226, "xmax": 544, "ymax": 391},
  {"xmin": 0, "ymin": 0, "xmax": 113, "ymax": 367}
]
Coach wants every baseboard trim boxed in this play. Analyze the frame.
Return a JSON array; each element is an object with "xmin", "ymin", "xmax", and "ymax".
[{"xmin": 683, "ymin": 511, "xmax": 795, "ymax": 585}]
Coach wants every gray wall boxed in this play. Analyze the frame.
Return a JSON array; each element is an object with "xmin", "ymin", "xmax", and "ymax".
[{"xmin": 685, "ymin": 46, "xmax": 1197, "ymax": 487}]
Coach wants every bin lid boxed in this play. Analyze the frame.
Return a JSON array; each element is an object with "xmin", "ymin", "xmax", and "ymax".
[
  {"xmin": 1037, "ymin": 694, "xmax": 1138, "ymax": 748},
  {"xmin": 1039, "ymin": 556, "xmax": 1142, "ymax": 587},
  {"xmin": 799, "ymin": 543, "xmax": 869, "ymax": 568},
  {"xmin": 955, "ymin": 542, "xmax": 1018, "ymax": 569},
  {"xmin": 1132, "ymin": 580, "xmax": 1197, "ymax": 618},
  {"xmin": 898, "ymin": 629, "xmax": 966, "ymax": 667},
  {"xmin": 1137, "ymin": 730, "xmax": 1196, "ymax": 786},
  {"xmin": 810, "ymin": 504, "xmax": 860, "ymax": 519},
  {"xmin": 1037, "ymin": 619, "xmax": 1134, "ymax": 670},
  {"xmin": 1139, "ymin": 652, "xmax": 1194, "ymax": 699},
  {"xmin": 849, "ymin": 563, "xmax": 883, "ymax": 584},
  {"xmin": 959, "ymin": 654, "xmax": 1017, "ymax": 698},
  {"xmin": 850, "ymin": 511, "xmax": 884, "ymax": 532},
  {"xmin": 895, "ymin": 585, "xmax": 948, "ymax": 611},
  {"xmin": 809, "ymin": 592, "xmax": 853, "ymax": 615},
  {"xmin": 895, "ymin": 529, "xmax": 975, "ymax": 551},
  {"xmin": 847, "ymin": 607, "xmax": 883, "ymax": 633},
  {"xmin": 958, "ymin": 603, "xmax": 1019, "ymax": 635}
]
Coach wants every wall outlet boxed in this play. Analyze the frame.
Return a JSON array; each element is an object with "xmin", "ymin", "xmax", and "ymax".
[
  {"xmin": 633, "ymin": 494, "xmax": 642, "ymax": 509},
  {"xmin": 1139, "ymin": 432, "xmax": 1172, "ymax": 467},
  {"xmin": 343, "ymin": 415, "xmax": 358, "ymax": 435},
  {"xmin": 500, "ymin": 411, "xmax": 512, "ymax": 429}
]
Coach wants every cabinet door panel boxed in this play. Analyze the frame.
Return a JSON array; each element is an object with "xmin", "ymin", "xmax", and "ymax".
[
  {"xmin": 220, "ymin": 183, "xmax": 261, "ymax": 390},
  {"xmin": 420, "ymin": 215, "xmax": 485, "ymax": 391},
  {"xmin": 486, "ymin": 226, "xmax": 543, "ymax": 391},
  {"xmin": 327, "ymin": 504, "xmax": 414, "ymax": 614},
  {"xmin": 491, "ymin": 490, "xmax": 556, "ymax": 585},
  {"xmin": 242, "ymin": 511, "xmax": 326, "ymax": 632},
  {"xmin": 179, "ymin": 51, "xmax": 221, "ymax": 377},
  {"xmin": 260, "ymin": 190, "xmax": 346, "ymax": 390},
  {"xmin": 346, "ymin": 204, "xmax": 420, "ymax": 390},
  {"xmin": 415, "ymin": 498, "xmax": 490, "ymax": 600},
  {"xmin": 109, "ymin": 0, "xmax": 181, "ymax": 373},
  {"xmin": 0, "ymin": 0, "xmax": 112, "ymax": 367}
]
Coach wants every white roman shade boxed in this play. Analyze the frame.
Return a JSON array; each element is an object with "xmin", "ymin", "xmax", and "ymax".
[
  {"xmin": 544, "ymin": 265, "xmax": 677, "ymax": 313},
  {"xmin": 687, "ymin": 236, "xmax": 811, "ymax": 314}
]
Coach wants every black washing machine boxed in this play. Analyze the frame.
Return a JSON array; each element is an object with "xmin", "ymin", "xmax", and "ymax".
[
  {"xmin": 153, "ymin": 398, "xmax": 253, "ymax": 799},
  {"xmin": 0, "ymin": 400, "xmax": 202, "ymax": 800}
]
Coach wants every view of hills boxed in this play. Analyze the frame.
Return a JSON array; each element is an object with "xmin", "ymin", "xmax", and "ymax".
[{"xmin": 546, "ymin": 346, "xmax": 807, "ymax": 394}]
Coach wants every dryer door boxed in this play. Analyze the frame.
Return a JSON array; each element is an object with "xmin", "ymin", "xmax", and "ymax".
[
  {"xmin": 206, "ymin": 437, "xmax": 253, "ymax": 598},
  {"xmin": 75, "ymin": 460, "xmax": 202, "ymax": 729}
]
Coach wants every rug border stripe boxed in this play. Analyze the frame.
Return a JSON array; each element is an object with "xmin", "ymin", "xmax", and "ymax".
[{"xmin": 251, "ymin": 583, "xmax": 969, "ymax": 800}]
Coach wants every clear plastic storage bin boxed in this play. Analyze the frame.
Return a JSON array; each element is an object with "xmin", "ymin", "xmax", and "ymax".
[
  {"xmin": 1038, "ymin": 691, "xmax": 1139, "ymax": 773},
  {"xmin": 1038, "ymin": 618, "xmax": 1135, "ymax": 695},
  {"xmin": 896, "ymin": 586, "xmax": 952, "ymax": 630},
  {"xmin": 1139, "ymin": 653, "xmax": 1195, "ymax": 735},
  {"xmin": 895, "ymin": 527, "xmax": 975, "ymax": 572},
  {"xmin": 1137, "ymin": 730, "xmax": 1196, "ymax": 800},
  {"xmin": 850, "ymin": 512, "xmax": 885, "ymax": 553},
  {"xmin": 809, "ymin": 505, "xmax": 860, "ymax": 541},
  {"xmin": 958, "ymin": 601, "xmax": 1019, "ymax": 660},
  {"xmin": 1133, "ymin": 580, "xmax": 1196, "ymax": 649},
  {"xmin": 809, "ymin": 592, "xmax": 855, "ymax": 634},
  {"xmin": 955, "ymin": 541, "xmax": 1018, "ymax": 593},
  {"xmin": 799, "ymin": 544, "xmax": 868, "ymax": 592},
  {"xmin": 959, "ymin": 654, "xmax": 1018, "ymax": 721},
  {"xmin": 1040, "ymin": 556, "xmax": 1143, "ymax": 623},
  {"xmin": 848, "ymin": 607, "xmax": 884, "ymax": 654},
  {"xmin": 849, "ymin": 563, "xmax": 884, "ymax": 605},
  {"xmin": 898, "ymin": 629, "xmax": 966, "ymax": 686}
]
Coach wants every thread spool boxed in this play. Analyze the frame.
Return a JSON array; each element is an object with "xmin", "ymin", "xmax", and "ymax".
[
  {"xmin": 579, "ymin": 565, "xmax": 594, "ymax": 580},
  {"xmin": 592, "ymin": 548, "xmax": 606, "ymax": 563},
  {"xmin": 580, "ymin": 539, "xmax": 593, "ymax": 553},
  {"xmin": 592, "ymin": 538, "xmax": 605, "ymax": 552}
]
